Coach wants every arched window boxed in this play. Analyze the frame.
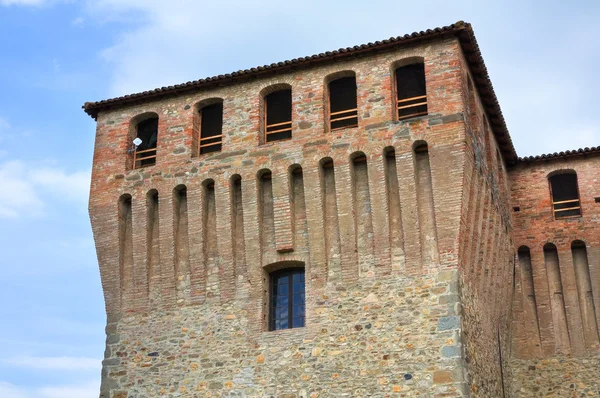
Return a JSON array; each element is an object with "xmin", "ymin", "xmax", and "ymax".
[
  {"xmin": 395, "ymin": 63, "xmax": 427, "ymax": 120},
  {"xmin": 198, "ymin": 101, "xmax": 223, "ymax": 154},
  {"xmin": 549, "ymin": 172, "xmax": 581, "ymax": 218},
  {"xmin": 328, "ymin": 75, "xmax": 358, "ymax": 131},
  {"xmin": 133, "ymin": 116, "xmax": 159, "ymax": 168},
  {"xmin": 269, "ymin": 267, "xmax": 305, "ymax": 331},
  {"xmin": 264, "ymin": 89, "xmax": 292, "ymax": 142}
]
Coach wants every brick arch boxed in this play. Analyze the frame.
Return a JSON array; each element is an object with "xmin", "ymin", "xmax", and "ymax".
[
  {"xmin": 256, "ymin": 168, "xmax": 272, "ymax": 179},
  {"xmin": 547, "ymin": 168, "xmax": 577, "ymax": 179},
  {"xmin": 118, "ymin": 192, "xmax": 132, "ymax": 206},
  {"xmin": 129, "ymin": 111, "xmax": 159, "ymax": 140},
  {"xmin": 288, "ymin": 163, "xmax": 303, "ymax": 174},
  {"xmin": 571, "ymin": 239, "xmax": 586, "ymax": 248},
  {"xmin": 391, "ymin": 56, "xmax": 425, "ymax": 71},
  {"xmin": 259, "ymin": 82, "xmax": 292, "ymax": 98},
  {"xmin": 518, "ymin": 245, "xmax": 531, "ymax": 253},
  {"xmin": 324, "ymin": 69, "xmax": 356, "ymax": 85},
  {"xmin": 263, "ymin": 260, "xmax": 305, "ymax": 274},
  {"xmin": 349, "ymin": 150, "xmax": 367, "ymax": 163},
  {"xmin": 173, "ymin": 184, "xmax": 187, "ymax": 195},
  {"xmin": 412, "ymin": 139, "xmax": 429, "ymax": 152},
  {"xmin": 193, "ymin": 97, "xmax": 223, "ymax": 112}
]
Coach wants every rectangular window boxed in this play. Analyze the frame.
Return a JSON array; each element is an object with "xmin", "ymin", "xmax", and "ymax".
[
  {"xmin": 269, "ymin": 268, "xmax": 305, "ymax": 331},
  {"xmin": 329, "ymin": 76, "xmax": 358, "ymax": 131},
  {"xmin": 265, "ymin": 89, "xmax": 292, "ymax": 142},
  {"xmin": 550, "ymin": 173, "xmax": 581, "ymax": 218},
  {"xmin": 396, "ymin": 63, "xmax": 428, "ymax": 120},
  {"xmin": 134, "ymin": 117, "xmax": 158, "ymax": 168},
  {"xmin": 199, "ymin": 103, "xmax": 223, "ymax": 154}
]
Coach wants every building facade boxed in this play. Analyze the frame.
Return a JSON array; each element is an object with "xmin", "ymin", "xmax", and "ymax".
[{"xmin": 83, "ymin": 21, "xmax": 600, "ymax": 397}]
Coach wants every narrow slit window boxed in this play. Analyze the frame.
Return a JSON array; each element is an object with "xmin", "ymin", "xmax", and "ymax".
[
  {"xmin": 199, "ymin": 103, "xmax": 223, "ymax": 154},
  {"xmin": 134, "ymin": 117, "xmax": 158, "ymax": 168},
  {"xmin": 329, "ymin": 76, "xmax": 358, "ymax": 131},
  {"xmin": 269, "ymin": 268, "xmax": 305, "ymax": 331},
  {"xmin": 549, "ymin": 173, "xmax": 581, "ymax": 218},
  {"xmin": 396, "ymin": 63, "xmax": 428, "ymax": 120},
  {"xmin": 265, "ymin": 89, "xmax": 292, "ymax": 142}
]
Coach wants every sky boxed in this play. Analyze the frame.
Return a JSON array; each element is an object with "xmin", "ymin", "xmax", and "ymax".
[{"xmin": 0, "ymin": 0, "xmax": 598, "ymax": 396}]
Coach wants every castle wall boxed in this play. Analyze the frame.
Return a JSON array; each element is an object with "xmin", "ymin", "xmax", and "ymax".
[
  {"xmin": 89, "ymin": 38, "xmax": 478, "ymax": 397},
  {"xmin": 455, "ymin": 51, "xmax": 514, "ymax": 397},
  {"xmin": 508, "ymin": 155, "xmax": 600, "ymax": 396}
]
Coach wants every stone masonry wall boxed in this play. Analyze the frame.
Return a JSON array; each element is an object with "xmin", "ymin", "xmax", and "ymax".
[
  {"xmin": 509, "ymin": 155, "xmax": 600, "ymax": 396},
  {"xmin": 89, "ymin": 37, "xmax": 478, "ymax": 397}
]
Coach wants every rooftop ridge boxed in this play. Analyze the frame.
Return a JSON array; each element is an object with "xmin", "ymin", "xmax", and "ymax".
[{"xmin": 517, "ymin": 146, "xmax": 600, "ymax": 163}]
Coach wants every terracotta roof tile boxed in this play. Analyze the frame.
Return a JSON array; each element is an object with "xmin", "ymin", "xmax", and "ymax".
[
  {"xmin": 518, "ymin": 146, "xmax": 600, "ymax": 163},
  {"xmin": 82, "ymin": 21, "xmax": 519, "ymax": 163}
]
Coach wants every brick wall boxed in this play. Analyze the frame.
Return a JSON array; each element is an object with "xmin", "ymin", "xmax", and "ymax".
[
  {"xmin": 456, "ymin": 50, "xmax": 514, "ymax": 397},
  {"xmin": 509, "ymin": 155, "xmax": 600, "ymax": 396}
]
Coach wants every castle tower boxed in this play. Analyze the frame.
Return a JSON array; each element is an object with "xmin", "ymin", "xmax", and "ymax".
[{"xmin": 83, "ymin": 21, "xmax": 599, "ymax": 397}]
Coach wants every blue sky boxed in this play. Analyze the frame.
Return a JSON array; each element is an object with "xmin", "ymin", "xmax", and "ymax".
[{"xmin": 0, "ymin": 0, "xmax": 598, "ymax": 396}]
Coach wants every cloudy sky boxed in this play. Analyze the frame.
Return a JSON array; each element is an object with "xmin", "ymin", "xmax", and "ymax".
[{"xmin": 0, "ymin": 0, "xmax": 598, "ymax": 396}]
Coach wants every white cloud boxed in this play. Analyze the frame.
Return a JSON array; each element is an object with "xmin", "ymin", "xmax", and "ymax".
[
  {"xmin": 0, "ymin": 160, "xmax": 45, "ymax": 218},
  {"xmin": 0, "ymin": 382, "xmax": 29, "ymax": 398},
  {"xmin": 0, "ymin": 117, "xmax": 9, "ymax": 131},
  {"xmin": 0, "ymin": 0, "xmax": 48, "ymax": 6},
  {"xmin": 0, "ymin": 380, "xmax": 100, "ymax": 398},
  {"xmin": 71, "ymin": 16, "xmax": 84, "ymax": 26},
  {"xmin": 37, "ymin": 381, "xmax": 99, "ymax": 398},
  {"xmin": 2, "ymin": 356, "xmax": 100, "ymax": 371},
  {"xmin": 0, "ymin": 117, "xmax": 10, "ymax": 144},
  {"xmin": 0, "ymin": 160, "xmax": 90, "ymax": 218},
  {"xmin": 30, "ymin": 167, "xmax": 90, "ymax": 203}
]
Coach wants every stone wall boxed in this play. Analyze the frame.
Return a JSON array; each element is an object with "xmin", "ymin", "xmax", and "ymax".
[{"xmin": 103, "ymin": 272, "xmax": 467, "ymax": 397}]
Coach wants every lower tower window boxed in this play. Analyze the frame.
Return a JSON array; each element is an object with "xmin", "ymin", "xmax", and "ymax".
[{"xmin": 269, "ymin": 268, "xmax": 305, "ymax": 331}]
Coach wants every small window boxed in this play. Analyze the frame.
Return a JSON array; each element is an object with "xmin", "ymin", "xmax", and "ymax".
[
  {"xmin": 396, "ymin": 63, "xmax": 427, "ymax": 120},
  {"xmin": 265, "ymin": 89, "xmax": 292, "ymax": 142},
  {"xmin": 549, "ymin": 173, "xmax": 581, "ymax": 218},
  {"xmin": 134, "ymin": 117, "xmax": 158, "ymax": 168},
  {"xmin": 329, "ymin": 76, "xmax": 358, "ymax": 131},
  {"xmin": 269, "ymin": 268, "xmax": 305, "ymax": 331},
  {"xmin": 199, "ymin": 103, "xmax": 223, "ymax": 154}
]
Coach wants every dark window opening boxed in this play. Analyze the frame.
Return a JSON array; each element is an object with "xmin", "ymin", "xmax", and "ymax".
[
  {"xmin": 265, "ymin": 89, "xmax": 292, "ymax": 142},
  {"xmin": 396, "ymin": 63, "xmax": 427, "ymax": 120},
  {"xmin": 595, "ymin": 197, "xmax": 600, "ymax": 203},
  {"xmin": 549, "ymin": 173, "xmax": 581, "ymax": 218},
  {"xmin": 134, "ymin": 117, "xmax": 158, "ymax": 168},
  {"xmin": 269, "ymin": 268, "xmax": 305, "ymax": 331},
  {"xmin": 199, "ymin": 103, "xmax": 223, "ymax": 154},
  {"xmin": 329, "ymin": 76, "xmax": 358, "ymax": 131},
  {"xmin": 513, "ymin": 206, "xmax": 521, "ymax": 212}
]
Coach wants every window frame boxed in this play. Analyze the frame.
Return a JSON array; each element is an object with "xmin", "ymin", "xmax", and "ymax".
[
  {"xmin": 327, "ymin": 75, "xmax": 358, "ymax": 131},
  {"xmin": 548, "ymin": 172, "xmax": 582, "ymax": 219},
  {"xmin": 269, "ymin": 267, "xmax": 305, "ymax": 331},
  {"xmin": 394, "ymin": 62, "xmax": 428, "ymax": 121},
  {"xmin": 264, "ymin": 89, "xmax": 293, "ymax": 143},
  {"xmin": 133, "ymin": 116, "xmax": 159, "ymax": 169},
  {"xmin": 197, "ymin": 101, "xmax": 224, "ymax": 156}
]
